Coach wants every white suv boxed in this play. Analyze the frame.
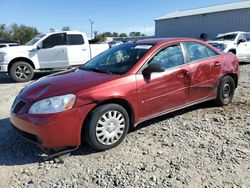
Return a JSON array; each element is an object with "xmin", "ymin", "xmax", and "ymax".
[{"xmin": 208, "ymin": 31, "xmax": 250, "ymax": 62}]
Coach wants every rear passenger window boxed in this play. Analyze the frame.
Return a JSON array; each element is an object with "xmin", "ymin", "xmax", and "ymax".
[
  {"xmin": 185, "ymin": 42, "xmax": 218, "ymax": 62},
  {"xmin": 68, "ymin": 34, "xmax": 84, "ymax": 45},
  {"xmin": 244, "ymin": 34, "xmax": 250, "ymax": 41},
  {"xmin": 149, "ymin": 44, "xmax": 184, "ymax": 70}
]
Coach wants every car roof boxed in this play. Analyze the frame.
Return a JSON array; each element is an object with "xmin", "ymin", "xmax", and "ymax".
[{"xmin": 134, "ymin": 37, "xmax": 200, "ymax": 45}]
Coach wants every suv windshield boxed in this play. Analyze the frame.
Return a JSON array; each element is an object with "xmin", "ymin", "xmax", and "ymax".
[
  {"xmin": 215, "ymin": 34, "xmax": 237, "ymax": 41},
  {"xmin": 25, "ymin": 34, "xmax": 46, "ymax": 45},
  {"xmin": 82, "ymin": 43, "xmax": 153, "ymax": 75}
]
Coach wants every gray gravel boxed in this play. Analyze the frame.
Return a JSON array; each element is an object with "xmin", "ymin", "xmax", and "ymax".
[{"xmin": 0, "ymin": 64, "xmax": 250, "ymax": 188}]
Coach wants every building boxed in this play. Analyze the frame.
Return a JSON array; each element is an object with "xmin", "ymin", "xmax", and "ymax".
[{"xmin": 155, "ymin": 1, "xmax": 250, "ymax": 40}]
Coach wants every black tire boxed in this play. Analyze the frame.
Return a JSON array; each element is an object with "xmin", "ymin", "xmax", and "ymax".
[
  {"xmin": 216, "ymin": 76, "xmax": 235, "ymax": 106},
  {"xmin": 84, "ymin": 104, "xmax": 129, "ymax": 151},
  {"xmin": 9, "ymin": 61, "xmax": 34, "ymax": 82}
]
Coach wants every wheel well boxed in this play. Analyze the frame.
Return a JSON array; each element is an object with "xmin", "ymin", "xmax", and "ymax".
[
  {"xmin": 8, "ymin": 57, "xmax": 35, "ymax": 73},
  {"xmin": 81, "ymin": 98, "xmax": 135, "ymax": 143},
  {"xmin": 224, "ymin": 73, "xmax": 238, "ymax": 88},
  {"xmin": 228, "ymin": 49, "xmax": 236, "ymax": 54}
]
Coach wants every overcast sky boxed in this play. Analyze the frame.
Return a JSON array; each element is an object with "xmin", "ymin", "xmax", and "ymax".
[{"xmin": 0, "ymin": 0, "xmax": 239, "ymax": 37}]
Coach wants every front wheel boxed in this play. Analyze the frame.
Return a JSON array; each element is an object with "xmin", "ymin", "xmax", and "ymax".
[
  {"xmin": 9, "ymin": 61, "xmax": 34, "ymax": 82},
  {"xmin": 84, "ymin": 104, "xmax": 129, "ymax": 151},
  {"xmin": 216, "ymin": 76, "xmax": 235, "ymax": 106}
]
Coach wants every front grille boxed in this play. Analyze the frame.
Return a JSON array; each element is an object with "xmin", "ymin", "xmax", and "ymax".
[{"xmin": 12, "ymin": 99, "xmax": 26, "ymax": 114}]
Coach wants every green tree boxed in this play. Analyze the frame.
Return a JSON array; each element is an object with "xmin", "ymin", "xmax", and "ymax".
[
  {"xmin": 112, "ymin": 32, "xmax": 119, "ymax": 37},
  {"xmin": 9, "ymin": 23, "xmax": 38, "ymax": 44},
  {"xmin": 119, "ymin": 33, "xmax": 128, "ymax": 37},
  {"xmin": 129, "ymin": 31, "xmax": 142, "ymax": 37},
  {"xmin": 0, "ymin": 24, "xmax": 11, "ymax": 39}
]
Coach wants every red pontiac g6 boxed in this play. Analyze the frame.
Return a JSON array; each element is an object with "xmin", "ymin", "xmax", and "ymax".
[{"xmin": 10, "ymin": 38, "xmax": 239, "ymax": 152}]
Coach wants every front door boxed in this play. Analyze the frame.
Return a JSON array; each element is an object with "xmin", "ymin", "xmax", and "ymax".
[
  {"xmin": 37, "ymin": 33, "xmax": 68, "ymax": 68},
  {"xmin": 136, "ymin": 43, "xmax": 191, "ymax": 120}
]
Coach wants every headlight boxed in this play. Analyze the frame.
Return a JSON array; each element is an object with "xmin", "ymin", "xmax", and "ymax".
[
  {"xmin": 28, "ymin": 94, "xmax": 76, "ymax": 114},
  {"xmin": 0, "ymin": 52, "xmax": 6, "ymax": 62}
]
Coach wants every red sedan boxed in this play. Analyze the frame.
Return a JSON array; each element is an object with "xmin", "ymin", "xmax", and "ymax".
[{"xmin": 10, "ymin": 38, "xmax": 239, "ymax": 152}]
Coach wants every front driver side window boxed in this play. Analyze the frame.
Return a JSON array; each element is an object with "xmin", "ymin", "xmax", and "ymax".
[
  {"xmin": 149, "ymin": 44, "xmax": 184, "ymax": 70},
  {"xmin": 42, "ymin": 33, "xmax": 66, "ymax": 49}
]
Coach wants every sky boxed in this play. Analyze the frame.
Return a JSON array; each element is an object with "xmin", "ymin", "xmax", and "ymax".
[{"xmin": 0, "ymin": 0, "xmax": 241, "ymax": 37}]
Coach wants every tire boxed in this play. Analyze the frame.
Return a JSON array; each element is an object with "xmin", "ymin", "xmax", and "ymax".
[
  {"xmin": 216, "ymin": 76, "xmax": 235, "ymax": 106},
  {"xmin": 84, "ymin": 104, "xmax": 129, "ymax": 151},
  {"xmin": 9, "ymin": 61, "xmax": 34, "ymax": 82}
]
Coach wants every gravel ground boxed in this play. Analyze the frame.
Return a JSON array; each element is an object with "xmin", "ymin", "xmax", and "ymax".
[{"xmin": 0, "ymin": 65, "xmax": 250, "ymax": 188}]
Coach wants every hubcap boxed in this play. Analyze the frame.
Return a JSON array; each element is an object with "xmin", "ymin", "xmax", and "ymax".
[
  {"xmin": 15, "ymin": 65, "xmax": 31, "ymax": 79},
  {"xmin": 222, "ymin": 83, "xmax": 231, "ymax": 100},
  {"xmin": 96, "ymin": 110, "xmax": 125, "ymax": 145}
]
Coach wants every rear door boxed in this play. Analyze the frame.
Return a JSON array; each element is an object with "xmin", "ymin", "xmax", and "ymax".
[
  {"xmin": 67, "ymin": 34, "xmax": 91, "ymax": 66},
  {"xmin": 237, "ymin": 33, "xmax": 250, "ymax": 61},
  {"xmin": 184, "ymin": 42, "xmax": 222, "ymax": 102},
  {"xmin": 37, "ymin": 33, "xmax": 68, "ymax": 68},
  {"xmin": 136, "ymin": 43, "xmax": 191, "ymax": 120}
]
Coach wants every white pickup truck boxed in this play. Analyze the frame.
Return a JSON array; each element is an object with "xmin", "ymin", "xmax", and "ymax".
[
  {"xmin": 208, "ymin": 31, "xmax": 250, "ymax": 63},
  {"xmin": 0, "ymin": 31, "xmax": 109, "ymax": 82}
]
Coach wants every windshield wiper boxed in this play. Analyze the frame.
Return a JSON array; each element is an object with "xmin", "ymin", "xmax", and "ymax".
[{"xmin": 80, "ymin": 67, "xmax": 114, "ymax": 75}]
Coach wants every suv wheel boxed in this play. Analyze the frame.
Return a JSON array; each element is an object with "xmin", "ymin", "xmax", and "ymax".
[
  {"xmin": 216, "ymin": 76, "xmax": 235, "ymax": 106},
  {"xmin": 84, "ymin": 104, "xmax": 129, "ymax": 151},
  {"xmin": 9, "ymin": 61, "xmax": 34, "ymax": 82}
]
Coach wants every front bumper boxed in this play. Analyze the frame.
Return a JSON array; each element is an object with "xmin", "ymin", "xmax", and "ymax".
[
  {"xmin": 10, "ymin": 102, "xmax": 96, "ymax": 149},
  {"xmin": 0, "ymin": 64, "xmax": 8, "ymax": 72}
]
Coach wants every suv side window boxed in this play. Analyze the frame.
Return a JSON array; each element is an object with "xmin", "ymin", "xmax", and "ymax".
[
  {"xmin": 67, "ymin": 34, "xmax": 84, "ymax": 45},
  {"xmin": 243, "ymin": 34, "xmax": 250, "ymax": 41},
  {"xmin": 149, "ymin": 44, "xmax": 184, "ymax": 70},
  {"xmin": 42, "ymin": 33, "xmax": 66, "ymax": 49},
  {"xmin": 185, "ymin": 42, "xmax": 218, "ymax": 62}
]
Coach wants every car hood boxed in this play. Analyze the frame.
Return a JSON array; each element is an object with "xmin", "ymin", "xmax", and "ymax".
[
  {"xmin": 0, "ymin": 45, "xmax": 33, "ymax": 53},
  {"xmin": 20, "ymin": 68, "xmax": 119, "ymax": 101}
]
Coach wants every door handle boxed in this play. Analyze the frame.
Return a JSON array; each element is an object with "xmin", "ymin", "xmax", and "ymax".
[
  {"xmin": 214, "ymin": 61, "xmax": 221, "ymax": 67},
  {"xmin": 60, "ymin": 49, "xmax": 65, "ymax": 53}
]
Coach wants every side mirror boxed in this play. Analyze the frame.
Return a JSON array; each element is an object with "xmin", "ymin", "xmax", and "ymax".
[
  {"xmin": 142, "ymin": 63, "xmax": 164, "ymax": 79},
  {"xmin": 237, "ymin": 39, "xmax": 246, "ymax": 45},
  {"xmin": 37, "ymin": 43, "xmax": 43, "ymax": 50}
]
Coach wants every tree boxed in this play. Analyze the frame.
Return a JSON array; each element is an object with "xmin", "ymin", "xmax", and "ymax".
[
  {"xmin": 62, "ymin": 26, "xmax": 71, "ymax": 31},
  {"xmin": 9, "ymin": 23, "xmax": 38, "ymax": 44},
  {"xmin": 119, "ymin": 33, "xmax": 128, "ymax": 37},
  {"xmin": 112, "ymin": 32, "xmax": 118, "ymax": 37},
  {"xmin": 93, "ymin": 31, "xmax": 98, "ymax": 38},
  {"xmin": 129, "ymin": 31, "xmax": 142, "ymax": 37},
  {"xmin": 0, "ymin": 24, "xmax": 11, "ymax": 39}
]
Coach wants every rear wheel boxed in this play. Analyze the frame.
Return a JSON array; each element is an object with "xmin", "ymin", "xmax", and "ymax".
[
  {"xmin": 216, "ymin": 76, "xmax": 235, "ymax": 106},
  {"xmin": 9, "ymin": 61, "xmax": 34, "ymax": 82},
  {"xmin": 84, "ymin": 104, "xmax": 129, "ymax": 151}
]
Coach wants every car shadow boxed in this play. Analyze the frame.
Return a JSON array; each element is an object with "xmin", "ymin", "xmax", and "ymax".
[
  {"xmin": 132, "ymin": 100, "xmax": 217, "ymax": 132},
  {"xmin": 0, "ymin": 101, "xmax": 217, "ymax": 166},
  {"xmin": 0, "ymin": 72, "xmax": 53, "ymax": 84},
  {"xmin": 0, "ymin": 118, "xmax": 41, "ymax": 165}
]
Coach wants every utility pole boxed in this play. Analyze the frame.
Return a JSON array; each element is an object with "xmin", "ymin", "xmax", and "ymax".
[{"xmin": 89, "ymin": 19, "xmax": 94, "ymax": 39}]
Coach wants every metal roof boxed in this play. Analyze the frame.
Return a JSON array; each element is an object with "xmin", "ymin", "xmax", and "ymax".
[{"xmin": 155, "ymin": 1, "xmax": 250, "ymax": 20}]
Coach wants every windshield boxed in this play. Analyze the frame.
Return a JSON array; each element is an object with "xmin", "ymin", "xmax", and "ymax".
[
  {"xmin": 82, "ymin": 43, "xmax": 153, "ymax": 75},
  {"xmin": 215, "ymin": 34, "xmax": 237, "ymax": 41},
  {"xmin": 25, "ymin": 34, "xmax": 46, "ymax": 45}
]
